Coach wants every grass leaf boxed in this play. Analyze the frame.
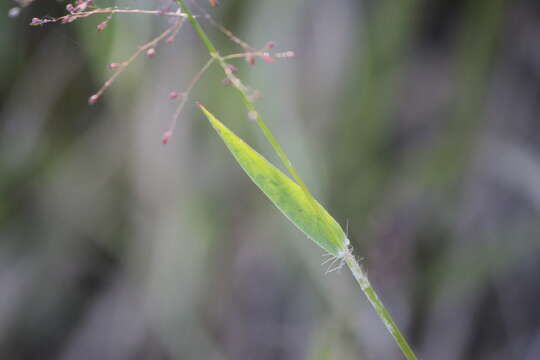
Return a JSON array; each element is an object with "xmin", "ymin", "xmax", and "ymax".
[{"xmin": 198, "ymin": 104, "xmax": 349, "ymax": 257}]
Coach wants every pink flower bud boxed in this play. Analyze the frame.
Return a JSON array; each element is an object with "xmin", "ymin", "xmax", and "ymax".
[
  {"xmin": 161, "ymin": 130, "xmax": 173, "ymax": 145},
  {"xmin": 30, "ymin": 17, "xmax": 43, "ymax": 26},
  {"xmin": 146, "ymin": 48, "xmax": 156, "ymax": 57},
  {"xmin": 222, "ymin": 78, "xmax": 232, "ymax": 86},
  {"xmin": 228, "ymin": 64, "xmax": 237, "ymax": 73},
  {"xmin": 108, "ymin": 62, "xmax": 120, "ymax": 70},
  {"xmin": 264, "ymin": 41, "xmax": 276, "ymax": 49},
  {"xmin": 62, "ymin": 15, "xmax": 76, "ymax": 24},
  {"xmin": 96, "ymin": 20, "xmax": 108, "ymax": 32},
  {"xmin": 88, "ymin": 94, "xmax": 99, "ymax": 105},
  {"xmin": 262, "ymin": 54, "xmax": 275, "ymax": 63},
  {"xmin": 245, "ymin": 53, "xmax": 256, "ymax": 65},
  {"xmin": 166, "ymin": 35, "xmax": 175, "ymax": 43},
  {"xmin": 168, "ymin": 91, "xmax": 179, "ymax": 100},
  {"xmin": 66, "ymin": 4, "xmax": 75, "ymax": 12}
]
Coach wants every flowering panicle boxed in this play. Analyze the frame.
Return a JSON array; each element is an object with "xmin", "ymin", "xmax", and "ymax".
[
  {"xmin": 66, "ymin": 0, "xmax": 94, "ymax": 13},
  {"xmin": 24, "ymin": 0, "xmax": 295, "ymax": 145}
]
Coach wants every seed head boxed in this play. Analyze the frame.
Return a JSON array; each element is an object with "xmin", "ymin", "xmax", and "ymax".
[
  {"xmin": 161, "ymin": 130, "xmax": 173, "ymax": 145},
  {"xmin": 30, "ymin": 17, "xmax": 43, "ymax": 26},
  {"xmin": 262, "ymin": 54, "xmax": 275, "ymax": 63},
  {"xmin": 96, "ymin": 20, "xmax": 109, "ymax": 32},
  {"xmin": 77, "ymin": 1, "xmax": 88, "ymax": 11},
  {"xmin": 61, "ymin": 15, "xmax": 76, "ymax": 24},
  {"xmin": 264, "ymin": 41, "xmax": 276, "ymax": 49},
  {"xmin": 245, "ymin": 53, "xmax": 256, "ymax": 65},
  {"xmin": 88, "ymin": 94, "xmax": 99, "ymax": 105}
]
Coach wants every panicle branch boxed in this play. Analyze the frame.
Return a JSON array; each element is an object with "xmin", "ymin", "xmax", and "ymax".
[
  {"xmin": 163, "ymin": 57, "xmax": 216, "ymax": 144},
  {"xmin": 88, "ymin": 18, "xmax": 186, "ymax": 105},
  {"xmin": 30, "ymin": 6, "xmax": 187, "ymax": 26},
  {"xmin": 27, "ymin": 0, "xmax": 294, "ymax": 145}
]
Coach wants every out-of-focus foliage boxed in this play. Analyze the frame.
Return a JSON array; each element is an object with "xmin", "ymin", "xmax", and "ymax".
[{"xmin": 1, "ymin": 0, "xmax": 540, "ymax": 359}]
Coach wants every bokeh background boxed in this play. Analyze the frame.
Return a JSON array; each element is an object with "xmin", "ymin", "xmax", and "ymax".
[{"xmin": 1, "ymin": 0, "xmax": 540, "ymax": 359}]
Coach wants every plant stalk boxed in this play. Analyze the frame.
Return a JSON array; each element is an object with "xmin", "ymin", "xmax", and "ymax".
[
  {"xmin": 176, "ymin": 0, "xmax": 218, "ymax": 54},
  {"xmin": 175, "ymin": 0, "xmax": 316, "ymax": 201},
  {"xmin": 175, "ymin": 1, "xmax": 417, "ymax": 358},
  {"xmin": 344, "ymin": 253, "xmax": 417, "ymax": 360}
]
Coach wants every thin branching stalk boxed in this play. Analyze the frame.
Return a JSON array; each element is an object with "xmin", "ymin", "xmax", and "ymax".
[
  {"xmin": 89, "ymin": 18, "xmax": 186, "ymax": 104},
  {"xmin": 32, "ymin": 8, "xmax": 188, "ymax": 25},
  {"xmin": 174, "ymin": 1, "xmax": 418, "ymax": 358},
  {"xmin": 344, "ymin": 253, "xmax": 417, "ymax": 360},
  {"xmin": 168, "ymin": 57, "xmax": 216, "ymax": 134}
]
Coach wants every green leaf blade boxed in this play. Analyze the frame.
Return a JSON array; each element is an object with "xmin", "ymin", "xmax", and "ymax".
[{"xmin": 199, "ymin": 104, "xmax": 349, "ymax": 257}]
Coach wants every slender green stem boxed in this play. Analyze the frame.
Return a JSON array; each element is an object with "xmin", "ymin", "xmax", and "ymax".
[
  {"xmin": 218, "ymin": 60, "xmax": 317, "ymax": 200},
  {"xmin": 175, "ymin": 1, "xmax": 418, "ymax": 358},
  {"xmin": 176, "ymin": 0, "xmax": 218, "ymax": 54},
  {"xmin": 344, "ymin": 254, "xmax": 417, "ymax": 360}
]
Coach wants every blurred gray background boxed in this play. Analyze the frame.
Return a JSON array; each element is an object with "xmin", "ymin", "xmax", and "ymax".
[{"xmin": 1, "ymin": 0, "xmax": 540, "ymax": 359}]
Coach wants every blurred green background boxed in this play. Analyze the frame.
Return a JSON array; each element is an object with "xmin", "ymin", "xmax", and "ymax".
[{"xmin": 1, "ymin": 0, "xmax": 540, "ymax": 359}]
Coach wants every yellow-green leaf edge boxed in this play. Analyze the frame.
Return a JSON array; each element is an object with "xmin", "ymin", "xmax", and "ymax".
[{"xmin": 198, "ymin": 104, "xmax": 350, "ymax": 257}]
